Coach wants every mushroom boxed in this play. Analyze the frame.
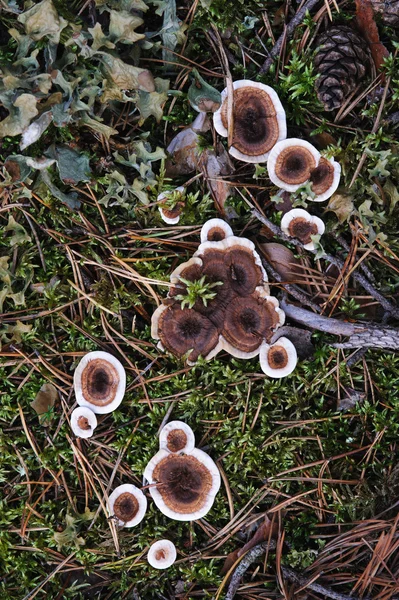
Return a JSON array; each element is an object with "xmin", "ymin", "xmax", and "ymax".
[
  {"xmin": 213, "ymin": 80, "xmax": 286, "ymax": 163},
  {"xmin": 158, "ymin": 186, "xmax": 185, "ymax": 224},
  {"xmin": 309, "ymin": 156, "xmax": 341, "ymax": 202},
  {"xmin": 159, "ymin": 421, "xmax": 195, "ymax": 454},
  {"xmin": 221, "ymin": 294, "xmax": 284, "ymax": 358},
  {"xmin": 147, "ymin": 539, "xmax": 177, "ymax": 569},
  {"xmin": 107, "ymin": 483, "xmax": 147, "ymax": 528},
  {"xmin": 70, "ymin": 406, "xmax": 97, "ymax": 439},
  {"xmin": 281, "ymin": 208, "xmax": 325, "ymax": 251},
  {"xmin": 267, "ymin": 138, "xmax": 321, "ymax": 192},
  {"xmin": 151, "ymin": 303, "xmax": 222, "ymax": 362},
  {"xmin": 200, "ymin": 218, "xmax": 233, "ymax": 244},
  {"xmin": 144, "ymin": 448, "xmax": 221, "ymax": 521},
  {"xmin": 74, "ymin": 351, "xmax": 126, "ymax": 415},
  {"xmin": 170, "ymin": 257, "xmax": 203, "ymax": 285},
  {"xmin": 259, "ymin": 337, "xmax": 297, "ymax": 378}
]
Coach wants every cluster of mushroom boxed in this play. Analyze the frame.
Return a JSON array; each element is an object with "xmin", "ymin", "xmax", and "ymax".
[
  {"xmin": 152, "ymin": 218, "xmax": 298, "ymax": 378},
  {"xmin": 106, "ymin": 420, "xmax": 220, "ymax": 569},
  {"xmin": 70, "ymin": 351, "xmax": 126, "ymax": 438},
  {"xmin": 213, "ymin": 80, "xmax": 341, "ymax": 250}
]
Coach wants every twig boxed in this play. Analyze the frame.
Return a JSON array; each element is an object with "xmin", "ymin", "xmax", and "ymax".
[
  {"xmin": 225, "ymin": 541, "xmax": 277, "ymax": 600},
  {"xmin": 259, "ymin": 0, "xmax": 321, "ymax": 74},
  {"xmin": 281, "ymin": 298, "xmax": 399, "ymax": 350},
  {"xmin": 281, "ymin": 566, "xmax": 372, "ymax": 600},
  {"xmin": 262, "ymin": 258, "xmax": 322, "ymax": 312},
  {"xmin": 253, "ymin": 208, "xmax": 399, "ymax": 319}
]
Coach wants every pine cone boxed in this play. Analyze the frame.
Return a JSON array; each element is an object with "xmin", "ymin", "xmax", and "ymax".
[
  {"xmin": 314, "ymin": 25, "xmax": 370, "ymax": 111},
  {"xmin": 371, "ymin": 0, "xmax": 399, "ymax": 27}
]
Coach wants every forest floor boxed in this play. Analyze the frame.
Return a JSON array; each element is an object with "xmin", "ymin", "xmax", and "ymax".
[{"xmin": 1, "ymin": 0, "xmax": 399, "ymax": 598}]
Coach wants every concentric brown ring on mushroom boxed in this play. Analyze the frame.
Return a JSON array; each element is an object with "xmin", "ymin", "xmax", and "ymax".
[
  {"xmin": 309, "ymin": 156, "xmax": 341, "ymax": 202},
  {"xmin": 213, "ymin": 80, "xmax": 287, "ymax": 163},
  {"xmin": 107, "ymin": 483, "xmax": 147, "ymax": 528},
  {"xmin": 267, "ymin": 138, "xmax": 321, "ymax": 192},
  {"xmin": 74, "ymin": 351, "xmax": 126, "ymax": 414},
  {"xmin": 281, "ymin": 208, "xmax": 325, "ymax": 251},
  {"xmin": 144, "ymin": 448, "xmax": 221, "ymax": 521},
  {"xmin": 259, "ymin": 336, "xmax": 298, "ymax": 378},
  {"xmin": 159, "ymin": 421, "xmax": 196, "ymax": 454}
]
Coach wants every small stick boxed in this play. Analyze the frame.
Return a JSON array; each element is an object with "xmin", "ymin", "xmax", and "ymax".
[
  {"xmin": 281, "ymin": 566, "xmax": 372, "ymax": 600},
  {"xmin": 260, "ymin": 0, "xmax": 321, "ymax": 74},
  {"xmin": 225, "ymin": 541, "xmax": 276, "ymax": 600}
]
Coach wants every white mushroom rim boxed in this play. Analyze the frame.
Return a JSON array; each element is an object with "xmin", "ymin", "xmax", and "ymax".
[
  {"xmin": 147, "ymin": 539, "xmax": 177, "ymax": 569},
  {"xmin": 267, "ymin": 138, "xmax": 321, "ymax": 192},
  {"xmin": 144, "ymin": 448, "xmax": 221, "ymax": 521},
  {"xmin": 158, "ymin": 186, "xmax": 185, "ymax": 224},
  {"xmin": 107, "ymin": 483, "xmax": 147, "ymax": 528},
  {"xmin": 74, "ymin": 351, "xmax": 126, "ymax": 415},
  {"xmin": 281, "ymin": 208, "xmax": 325, "ymax": 251},
  {"xmin": 70, "ymin": 406, "xmax": 97, "ymax": 439},
  {"xmin": 213, "ymin": 80, "xmax": 287, "ymax": 163},
  {"xmin": 309, "ymin": 157, "xmax": 341, "ymax": 202},
  {"xmin": 259, "ymin": 337, "xmax": 298, "ymax": 378},
  {"xmin": 159, "ymin": 421, "xmax": 196, "ymax": 454},
  {"xmin": 200, "ymin": 218, "xmax": 233, "ymax": 244}
]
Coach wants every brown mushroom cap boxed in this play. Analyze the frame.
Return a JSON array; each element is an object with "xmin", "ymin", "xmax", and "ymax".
[
  {"xmin": 152, "ymin": 453, "xmax": 214, "ymax": 516},
  {"xmin": 113, "ymin": 491, "xmax": 139, "ymax": 523},
  {"xmin": 220, "ymin": 88, "xmax": 280, "ymax": 157},
  {"xmin": 274, "ymin": 145, "xmax": 317, "ymax": 185},
  {"xmin": 222, "ymin": 295, "xmax": 280, "ymax": 353},
  {"xmin": 157, "ymin": 305, "xmax": 220, "ymax": 362},
  {"xmin": 169, "ymin": 261, "xmax": 204, "ymax": 298},
  {"xmin": 80, "ymin": 358, "xmax": 118, "ymax": 407},
  {"xmin": 267, "ymin": 344, "xmax": 289, "ymax": 370},
  {"xmin": 309, "ymin": 157, "xmax": 335, "ymax": 195},
  {"xmin": 224, "ymin": 246, "xmax": 264, "ymax": 296},
  {"xmin": 287, "ymin": 217, "xmax": 319, "ymax": 245},
  {"xmin": 77, "ymin": 416, "xmax": 91, "ymax": 431}
]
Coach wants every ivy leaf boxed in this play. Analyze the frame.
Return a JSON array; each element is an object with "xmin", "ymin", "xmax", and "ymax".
[
  {"xmin": 40, "ymin": 170, "xmax": 81, "ymax": 210},
  {"xmin": 46, "ymin": 145, "xmax": 92, "ymax": 184},
  {"xmin": 137, "ymin": 77, "xmax": 169, "ymax": 123},
  {"xmin": 5, "ymin": 216, "xmax": 31, "ymax": 247}
]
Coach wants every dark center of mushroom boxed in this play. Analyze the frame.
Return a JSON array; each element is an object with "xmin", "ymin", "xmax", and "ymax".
[
  {"xmin": 239, "ymin": 308, "xmax": 260, "ymax": 333},
  {"xmin": 155, "ymin": 549, "xmax": 166, "ymax": 561},
  {"xmin": 268, "ymin": 346, "xmax": 288, "ymax": 369},
  {"xmin": 222, "ymin": 295, "xmax": 279, "ymax": 352},
  {"xmin": 207, "ymin": 227, "xmax": 226, "ymax": 241},
  {"xmin": 159, "ymin": 307, "xmax": 219, "ymax": 362},
  {"xmin": 161, "ymin": 201, "xmax": 184, "ymax": 219},
  {"xmin": 178, "ymin": 316, "xmax": 202, "ymax": 338},
  {"xmin": 275, "ymin": 147, "xmax": 316, "ymax": 185},
  {"xmin": 81, "ymin": 359, "xmax": 119, "ymax": 406},
  {"xmin": 225, "ymin": 247, "xmax": 263, "ymax": 296},
  {"xmin": 288, "ymin": 218, "xmax": 318, "ymax": 245},
  {"xmin": 77, "ymin": 416, "xmax": 91, "ymax": 431},
  {"xmin": 221, "ymin": 88, "xmax": 279, "ymax": 156},
  {"xmin": 309, "ymin": 158, "xmax": 334, "ymax": 195},
  {"xmin": 113, "ymin": 492, "xmax": 139, "ymax": 522},
  {"xmin": 167, "ymin": 429, "xmax": 188, "ymax": 453},
  {"xmin": 154, "ymin": 455, "xmax": 213, "ymax": 513}
]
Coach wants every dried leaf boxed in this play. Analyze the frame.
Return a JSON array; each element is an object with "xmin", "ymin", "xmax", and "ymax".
[
  {"xmin": 30, "ymin": 383, "xmax": 58, "ymax": 426},
  {"xmin": 337, "ymin": 388, "xmax": 366, "ymax": 412},
  {"xmin": 40, "ymin": 170, "xmax": 81, "ymax": 210},
  {"xmin": 326, "ymin": 192, "xmax": 355, "ymax": 223},
  {"xmin": 109, "ymin": 10, "xmax": 145, "ymax": 43},
  {"xmin": 80, "ymin": 113, "xmax": 118, "ymax": 140},
  {"xmin": 0, "ymin": 93, "xmax": 38, "ymax": 138},
  {"xmin": 260, "ymin": 243, "xmax": 300, "ymax": 282},
  {"xmin": 222, "ymin": 516, "xmax": 278, "ymax": 574},
  {"xmin": 165, "ymin": 113, "xmax": 210, "ymax": 176},
  {"xmin": 45, "ymin": 145, "xmax": 91, "ymax": 184},
  {"xmin": 20, "ymin": 111, "xmax": 53, "ymax": 151},
  {"xmin": 137, "ymin": 78, "xmax": 169, "ymax": 123},
  {"xmin": 355, "ymin": 0, "xmax": 389, "ymax": 74},
  {"xmin": 200, "ymin": 144, "xmax": 234, "ymax": 214},
  {"xmin": 384, "ymin": 179, "xmax": 399, "ymax": 214},
  {"xmin": 100, "ymin": 53, "xmax": 155, "ymax": 92},
  {"xmin": 0, "ymin": 321, "xmax": 32, "ymax": 350}
]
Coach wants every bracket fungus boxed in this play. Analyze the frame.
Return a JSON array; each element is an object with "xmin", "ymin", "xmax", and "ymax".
[
  {"xmin": 200, "ymin": 218, "xmax": 233, "ymax": 244},
  {"xmin": 147, "ymin": 539, "xmax": 177, "ymax": 569},
  {"xmin": 144, "ymin": 448, "xmax": 221, "ymax": 521},
  {"xmin": 107, "ymin": 484, "xmax": 147, "ymax": 528},
  {"xmin": 70, "ymin": 406, "xmax": 97, "ymax": 439},
  {"xmin": 213, "ymin": 80, "xmax": 286, "ymax": 163},
  {"xmin": 259, "ymin": 337, "xmax": 298, "ymax": 378},
  {"xmin": 74, "ymin": 351, "xmax": 126, "ymax": 414},
  {"xmin": 281, "ymin": 208, "xmax": 325, "ymax": 251},
  {"xmin": 159, "ymin": 420, "xmax": 196, "ymax": 454},
  {"xmin": 158, "ymin": 186, "xmax": 185, "ymax": 224}
]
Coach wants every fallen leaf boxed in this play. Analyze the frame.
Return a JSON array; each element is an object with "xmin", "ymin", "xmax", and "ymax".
[
  {"xmin": 109, "ymin": 9, "xmax": 145, "ymax": 44},
  {"xmin": 259, "ymin": 243, "xmax": 301, "ymax": 282},
  {"xmin": 188, "ymin": 69, "xmax": 221, "ymax": 113},
  {"xmin": 355, "ymin": 0, "xmax": 389, "ymax": 74},
  {"xmin": 337, "ymin": 388, "xmax": 366, "ymax": 412},
  {"xmin": 5, "ymin": 215, "xmax": 31, "ymax": 247},
  {"xmin": 326, "ymin": 192, "xmax": 355, "ymax": 223},
  {"xmin": 0, "ymin": 93, "xmax": 38, "ymax": 138},
  {"xmin": 46, "ymin": 144, "xmax": 91, "ymax": 184},
  {"xmin": 18, "ymin": 0, "xmax": 67, "ymax": 43},
  {"xmin": 30, "ymin": 383, "xmax": 58, "ymax": 426},
  {"xmin": 200, "ymin": 144, "xmax": 234, "ymax": 214},
  {"xmin": 137, "ymin": 77, "xmax": 169, "ymax": 123},
  {"xmin": 40, "ymin": 170, "xmax": 81, "ymax": 210},
  {"xmin": 20, "ymin": 111, "xmax": 53, "ymax": 151},
  {"xmin": 100, "ymin": 53, "xmax": 155, "ymax": 92},
  {"xmin": 165, "ymin": 113, "xmax": 210, "ymax": 177},
  {"xmin": 222, "ymin": 515, "xmax": 279, "ymax": 574}
]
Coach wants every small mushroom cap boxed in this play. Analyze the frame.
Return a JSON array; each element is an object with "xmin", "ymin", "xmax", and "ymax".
[
  {"xmin": 267, "ymin": 138, "xmax": 321, "ymax": 192},
  {"xmin": 144, "ymin": 448, "xmax": 221, "ymax": 521},
  {"xmin": 281, "ymin": 208, "xmax": 325, "ymax": 251},
  {"xmin": 309, "ymin": 157, "xmax": 341, "ymax": 202},
  {"xmin": 158, "ymin": 186, "xmax": 185, "ymax": 224},
  {"xmin": 259, "ymin": 336, "xmax": 298, "ymax": 378},
  {"xmin": 70, "ymin": 406, "xmax": 97, "ymax": 439},
  {"xmin": 223, "ymin": 243, "xmax": 265, "ymax": 297},
  {"xmin": 170, "ymin": 257, "xmax": 203, "ymax": 285},
  {"xmin": 151, "ymin": 304, "xmax": 221, "ymax": 363},
  {"xmin": 107, "ymin": 483, "xmax": 147, "ymax": 528},
  {"xmin": 74, "ymin": 351, "xmax": 126, "ymax": 415},
  {"xmin": 200, "ymin": 218, "xmax": 233, "ymax": 244},
  {"xmin": 213, "ymin": 80, "xmax": 286, "ymax": 163},
  {"xmin": 222, "ymin": 294, "xmax": 282, "ymax": 355},
  {"xmin": 159, "ymin": 421, "xmax": 196, "ymax": 454},
  {"xmin": 147, "ymin": 539, "xmax": 177, "ymax": 569}
]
